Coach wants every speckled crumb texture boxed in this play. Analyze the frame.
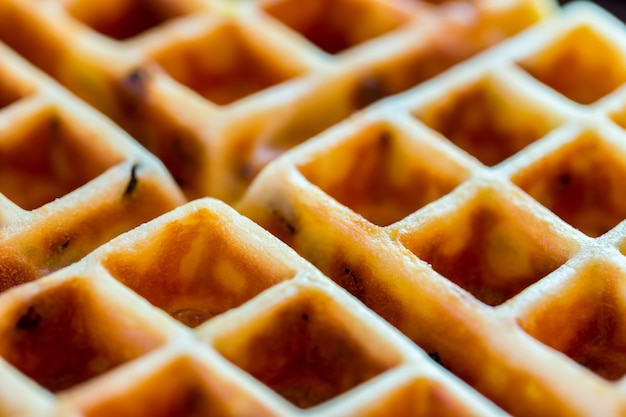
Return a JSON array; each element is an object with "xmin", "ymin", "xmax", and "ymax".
[{"xmin": 2, "ymin": 1, "xmax": 626, "ymax": 416}]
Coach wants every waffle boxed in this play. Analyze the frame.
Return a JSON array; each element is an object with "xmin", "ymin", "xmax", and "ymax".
[
  {"xmin": 0, "ymin": 0, "xmax": 552, "ymax": 204},
  {"xmin": 235, "ymin": 2, "xmax": 626, "ymax": 415},
  {"xmin": 6, "ymin": 0, "xmax": 626, "ymax": 416}
]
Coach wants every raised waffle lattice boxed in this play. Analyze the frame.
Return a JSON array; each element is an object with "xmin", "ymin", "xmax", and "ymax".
[
  {"xmin": 236, "ymin": 3, "xmax": 626, "ymax": 416},
  {"xmin": 0, "ymin": 0, "xmax": 552, "ymax": 203}
]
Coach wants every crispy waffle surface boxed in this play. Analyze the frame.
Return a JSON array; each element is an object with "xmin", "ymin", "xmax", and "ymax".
[
  {"xmin": 238, "ymin": 2, "xmax": 626, "ymax": 416},
  {"xmin": 0, "ymin": 0, "xmax": 551, "ymax": 204},
  {"xmin": 6, "ymin": 0, "xmax": 626, "ymax": 417}
]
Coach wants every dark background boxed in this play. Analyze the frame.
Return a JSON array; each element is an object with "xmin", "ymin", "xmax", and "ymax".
[{"xmin": 558, "ymin": 0, "xmax": 626, "ymax": 22}]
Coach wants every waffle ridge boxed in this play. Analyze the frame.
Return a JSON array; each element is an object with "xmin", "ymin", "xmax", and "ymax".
[{"xmin": 3, "ymin": 0, "xmax": 626, "ymax": 416}]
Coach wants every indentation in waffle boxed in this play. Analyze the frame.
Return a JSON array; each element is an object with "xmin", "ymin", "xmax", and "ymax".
[
  {"xmin": 517, "ymin": 258, "xmax": 626, "ymax": 382},
  {"xmin": 357, "ymin": 373, "xmax": 492, "ymax": 417},
  {"xmin": 71, "ymin": 351, "xmax": 277, "ymax": 417},
  {"xmin": 296, "ymin": 118, "xmax": 471, "ymax": 227},
  {"xmin": 149, "ymin": 21, "xmax": 308, "ymax": 106},
  {"xmin": 101, "ymin": 203, "xmax": 298, "ymax": 328},
  {"xmin": 0, "ymin": 273, "xmax": 173, "ymax": 392},
  {"xmin": 413, "ymin": 73, "xmax": 565, "ymax": 166},
  {"xmin": 0, "ymin": 105, "xmax": 124, "ymax": 210},
  {"xmin": 202, "ymin": 282, "xmax": 404, "ymax": 409},
  {"xmin": 62, "ymin": 0, "xmax": 203, "ymax": 41},
  {"xmin": 513, "ymin": 128, "xmax": 626, "ymax": 237},
  {"xmin": 518, "ymin": 23, "xmax": 626, "ymax": 105},
  {"xmin": 259, "ymin": 0, "xmax": 411, "ymax": 54},
  {"xmin": 398, "ymin": 182, "xmax": 575, "ymax": 306}
]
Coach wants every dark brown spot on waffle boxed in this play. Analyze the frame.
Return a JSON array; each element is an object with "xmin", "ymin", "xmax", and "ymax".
[
  {"xmin": 126, "ymin": 67, "xmax": 149, "ymax": 93},
  {"xmin": 172, "ymin": 309, "xmax": 214, "ymax": 328},
  {"xmin": 174, "ymin": 386, "xmax": 208, "ymax": 417},
  {"xmin": 46, "ymin": 234, "xmax": 73, "ymax": 258},
  {"xmin": 60, "ymin": 237, "xmax": 70, "ymax": 252},
  {"xmin": 119, "ymin": 67, "xmax": 151, "ymax": 116},
  {"xmin": 323, "ymin": 254, "xmax": 402, "ymax": 329},
  {"xmin": 16, "ymin": 307, "xmax": 41, "ymax": 331},
  {"xmin": 353, "ymin": 74, "xmax": 388, "ymax": 110},
  {"xmin": 557, "ymin": 173, "xmax": 572, "ymax": 186},
  {"xmin": 271, "ymin": 208, "xmax": 297, "ymax": 236},
  {"xmin": 169, "ymin": 134, "xmax": 198, "ymax": 189},
  {"xmin": 240, "ymin": 163, "xmax": 255, "ymax": 180},
  {"xmin": 172, "ymin": 135, "xmax": 192, "ymax": 165},
  {"xmin": 5, "ymin": 288, "xmax": 111, "ymax": 391},
  {"xmin": 428, "ymin": 351, "xmax": 445, "ymax": 368},
  {"xmin": 123, "ymin": 163, "xmax": 140, "ymax": 197},
  {"xmin": 49, "ymin": 115, "xmax": 61, "ymax": 132},
  {"xmin": 378, "ymin": 129, "xmax": 391, "ymax": 149},
  {"xmin": 341, "ymin": 267, "xmax": 364, "ymax": 297}
]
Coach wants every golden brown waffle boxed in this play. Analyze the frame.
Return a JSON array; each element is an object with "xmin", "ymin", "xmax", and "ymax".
[
  {"xmin": 237, "ymin": 2, "xmax": 626, "ymax": 416},
  {"xmin": 0, "ymin": 198, "xmax": 508, "ymax": 416},
  {"xmin": 0, "ymin": 40, "xmax": 186, "ymax": 294},
  {"xmin": 10, "ymin": 0, "xmax": 626, "ymax": 416},
  {"xmin": 0, "ymin": 0, "xmax": 552, "ymax": 203}
]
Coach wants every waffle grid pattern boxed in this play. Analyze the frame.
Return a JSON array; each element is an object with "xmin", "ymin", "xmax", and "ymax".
[
  {"xmin": 237, "ymin": 3, "xmax": 626, "ymax": 416},
  {"xmin": 0, "ymin": 0, "xmax": 551, "ymax": 204},
  {"xmin": 2, "ymin": 0, "xmax": 626, "ymax": 416},
  {"xmin": 0, "ymin": 198, "xmax": 507, "ymax": 416}
]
